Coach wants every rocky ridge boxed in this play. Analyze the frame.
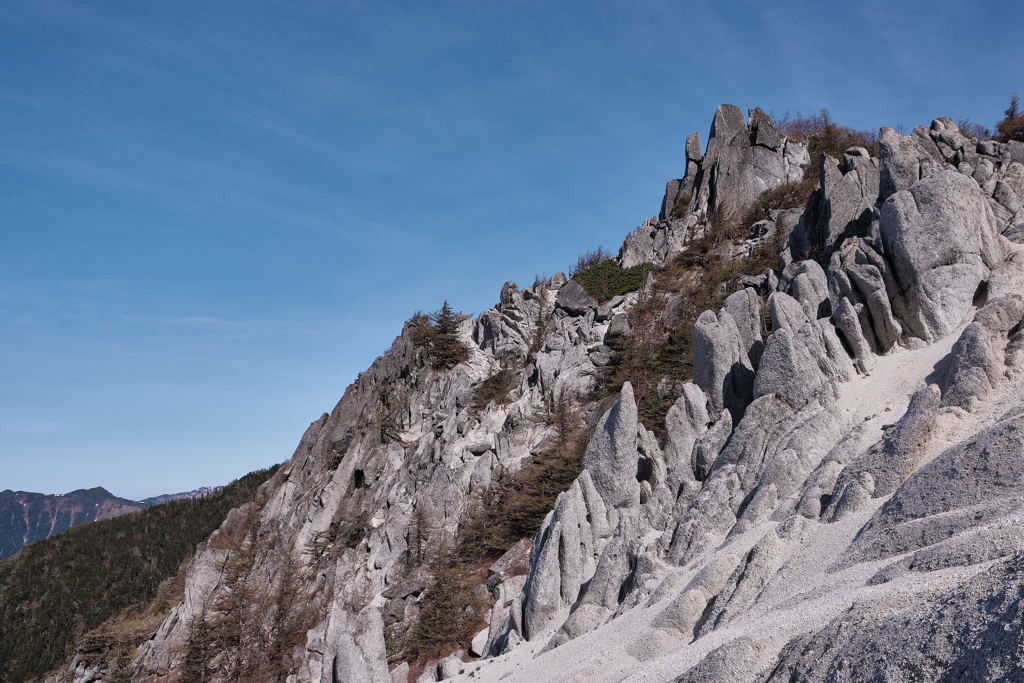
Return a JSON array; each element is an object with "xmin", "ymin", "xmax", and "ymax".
[{"xmin": 53, "ymin": 105, "xmax": 1024, "ymax": 682}]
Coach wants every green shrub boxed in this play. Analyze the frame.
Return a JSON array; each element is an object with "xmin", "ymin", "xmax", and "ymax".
[
  {"xmin": 572, "ymin": 259, "xmax": 652, "ymax": 302},
  {"xmin": 597, "ymin": 218, "xmax": 778, "ymax": 435},
  {"xmin": 410, "ymin": 301, "xmax": 470, "ymax": 370}
]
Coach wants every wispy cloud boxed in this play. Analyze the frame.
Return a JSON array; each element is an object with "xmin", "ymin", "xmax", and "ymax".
[{"xmin": 118, "ymin": 314, "xmax": 277, "ymax": 339}]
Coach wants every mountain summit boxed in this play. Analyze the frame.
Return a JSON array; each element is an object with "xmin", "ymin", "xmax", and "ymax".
[{"xmin": 47, "ymin": 104, "xmax": 1024, "ymax": 682}]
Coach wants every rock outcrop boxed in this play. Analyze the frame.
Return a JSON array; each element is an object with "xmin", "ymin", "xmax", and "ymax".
[{"xmin": 80, "ymin": 107, "xmax": 1024, "ymax": 683}]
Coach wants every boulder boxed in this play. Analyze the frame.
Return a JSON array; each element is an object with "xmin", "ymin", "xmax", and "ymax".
[
  {"xmin": 556, "ymin": 280, "xmax": 598, "ymax": 316},
  {"xmin": 831, "ymin": 297, "xmax": 873, "ymax": 373},
  {"xmin": 878, "ymin": 126, "xmax": 945, "ymax": 200},
  {"xmin": 663, "ymin": 383, "xmax": 711, "ymax": 478},
  {"xmin": 580, "ymin": 382, "xmax": 641, "ymax": 509},
  {"xmin": 940, "ymin": 296, "xmax": 1024, "ymax": 410},
  {"xmin": 753, "ymin": 322, "xmax": 854, "ymax": 410},
  {"xmin": 692, "ymin": 310, "xmax": 755, "ymax": 419},
  {"xmin": 721, "ymin": 287, "xmax": 764, "ymax": 366},
  {"xmin": 879, "ymin": 169, "xmax": 1006, "ymax": 341}
]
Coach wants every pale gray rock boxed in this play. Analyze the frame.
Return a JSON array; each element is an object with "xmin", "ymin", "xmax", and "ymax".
[
  {"xmin": 581, "ymin": 382, "xmax": 641, "ymax": 509},
  {"xmin": 517, "ymin": 385, "xmax": 641, "ymax": 642},
  {"xmin": 1002, "ymin": 162, "xmax": 1024, "ymax": 199},
  {"xmin": 766, "ymin": 553, "xmax": 1024, "ymax": 682},
  {"xmin": 721, "ymin": 287, "xmax": 764, "ymax": 366},
  {"xmin": 326, "ymin": 604, "xmax": 391, "ymax": 683},
  {"xmin": 390, "ymin": 663, "xmax": 410, "ymax": 683},
  {"xmin": 1003, "ymin": 222, "xmax": 1024, "ymax": 243},
  {"xmin": 768, "ymin": 292, "xmax": 809, "ymax": 334},
  {"xmin": 547, "ymin": 522, "xmax": 635, "ymax": 648},
  {"xmin": 994, "ymin": 179, "xmax": 1022, "ymax": 215},
  {"xmin": 865, "ymin": 288, "xmax": 902, "ymax": 351},
  {"xmin": 788, "ymin": 259, "xmax": 831, "ymax": 320},
  {"xmin": 663, "ymin": 383, "xmax": 711, "ymax": 478},
  {"xmin": 488, "ymin": 537, "xmax": 531, "ymax": 582},
  {"xmin": 868, "ymin": 520, "xmax": 1024, "ymax": 586},
  {"xmin": 652, "ymin": 553, "xmax": 739, "ymax": 635},
  {"xmin": 878, "ymin": 126, "xmax": 945, "ymax": 200},
  {"xmin": 691, "ymin": 410, "xmax": 731, "ymax": 481},
  {"xmin": 693, "ymin": 310, "xmax": 755, "ymax": 419},
  {"xmin": 696, "ymin": 520, "xmax": 804, "ymax": 635},
  {"xmin": 667, "ymin": 394, "xmax": 826, "ymax": 565},
  {"xmin": 831, "ymin": 297, "xmax": 872, "ymax": 372},
  {"xmin": 828, "ymin": 385, "xmax": 940, "ymax": 519},
  {"xmin": 753, "ymin": 321, "xmax": 853, "ymax": 410},
  {"xmin": 940, "ymin": 296, "xmax": 1024, "ymax": 410},
  {"xmin": 973, "ymin": 157, "xmax": 995, "ymax": 184},
  {"xmin": 133, "ymin": 547, "xmax": 229, "ymax": 675},
  {"xmin": 879, "ymin": 169, "xmax": 1006, "ymax": 341},
  {"xmin": 690, "ymin": 105, "xmax": 806, "ymax": 222},
  {"xmin": 556, "ymin": 280, "xmax": 598, "ymax": 315},
  {"xmin": 1006, "ymin": 140, "xmax": 1024, "ymax": 164},
  {"xmin": 677, "ymin": 636, "xmax": 771, "ymax": 682},
  {"xmin": 788, "ymin": 150, "xmax": 880, "ymax": 256},
  {"xmin": 437, "ymin": 651, "xmax": 464, "ymax": 680},
  {"xmin": 470, "ymin": 628, "xmax": 489, "ymax": 657},
  {"xmin": 605, "ymin": 312, "xmax": 633, "ymax": 342}
]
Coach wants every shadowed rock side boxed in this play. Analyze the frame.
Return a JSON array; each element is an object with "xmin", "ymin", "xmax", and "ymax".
[{"xmin": 55, "ymin": 107, "xmax": 1024, "ymax": 683}]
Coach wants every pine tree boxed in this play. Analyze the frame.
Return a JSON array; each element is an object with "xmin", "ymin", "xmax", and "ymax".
[
  {"xmin": 427, "ymin": 301, "xmax": 468, "ymax": 369},
  {"xmin": 267, "ymin": 552, "xmax": 302, "ymax": 680},
  {"xmin": 182, "ymin": 611, "xmax": 212, "ymax": 682},
  {"xmin": 995, "ymin": 93, "xmax": 1024, "ymax": 143},
  {"xmin": 211, "ymin": 525, "xmax": 259, "ymax": 678}
]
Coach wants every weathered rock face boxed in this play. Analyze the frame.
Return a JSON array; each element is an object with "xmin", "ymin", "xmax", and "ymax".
[
  {"xmin": 788, "ymin": 148, "xmax": 880, "ymax": 258},
  {"xmin": 879, "ymin": 168, "xmax": 1005, "ymax": 341},
  {"xmin": 940, "ymin": 295, "xmax": 1024, "ymax": 410},
  {"xmin": 108, "ymin": 110, "xmax": 1024, "ymax": 683},
  {"xmin": 767, "ymin": 551, "xmax": 1024, "ymax": 682},
  {"xmin": 622, "ymin": 105, "xmax": 808, "ymax": 268}
]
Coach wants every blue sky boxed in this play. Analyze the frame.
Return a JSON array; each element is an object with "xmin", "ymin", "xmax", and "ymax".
[{"xmin": 1, "ymin": 0, "xmax": 1019, "ymax": 499}]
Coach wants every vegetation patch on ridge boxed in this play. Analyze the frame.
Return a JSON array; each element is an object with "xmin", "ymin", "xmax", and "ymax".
[
  {"xmin": 386, "ymin": 390, "xmax": 587, "ymax": 670},
  {"xmin": 571, "ymin": 247, "xmax": 652, "ymax": 302}
]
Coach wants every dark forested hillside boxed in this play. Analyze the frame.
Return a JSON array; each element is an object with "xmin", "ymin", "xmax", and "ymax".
[
  {"xmin": 0, "ymin": 465, "xmax": 277, "ymax": 682},
  {"xmin": 0, "ymin": 487, "xmax": 146, "ymax": 560}
]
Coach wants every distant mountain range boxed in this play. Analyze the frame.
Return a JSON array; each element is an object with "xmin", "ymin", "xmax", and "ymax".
[
  {"xmin": 140, "ymin": 486, "xmax": 221, "ymax": 506},
  {"xmin": 0, "ymin": 485, "xmax": 222, "ymax": 560}
]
